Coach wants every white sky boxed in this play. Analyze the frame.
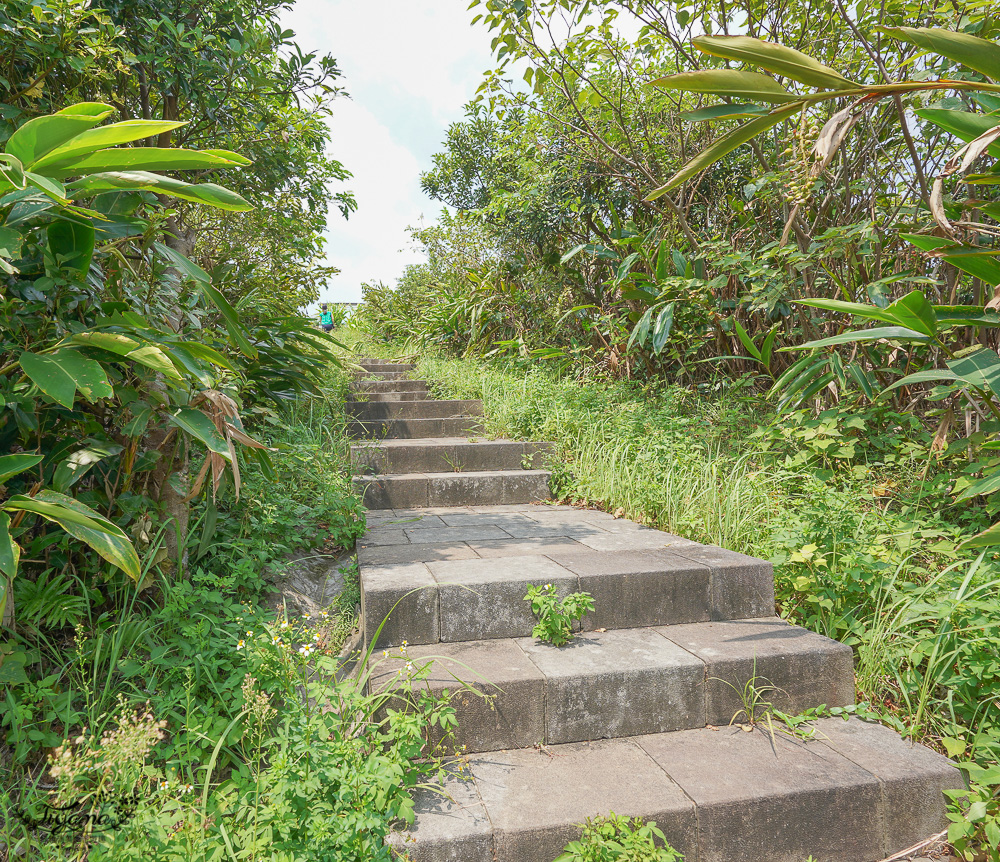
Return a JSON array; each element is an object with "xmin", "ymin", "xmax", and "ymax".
[{"xmin": 279, "ymin": 0, "xmax": 498, "ymax": 304}]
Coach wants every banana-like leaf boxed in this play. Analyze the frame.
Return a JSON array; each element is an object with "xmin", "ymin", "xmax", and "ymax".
[
  {"xmin": 31, "ymin": 120, "xmax": 188, "ymax": 170},
  {"xmin": 792, "ymin": 325, "xmax": 932, "ymax": 349},
  {"xmin": 5, "ymin": 103, "xmax": 114, "ymax": 165},
  {"xmin": 19, "ymin": 348, "xmax": 113, "ymax": 408},
  {"xmin": 956, "ymin": 469, "xmax": 1000, "ymax": 503},
  {"xmin": 679, "ymin": 104, "xmax": 770, "ymax": 121},
  {"xmin": 4, "ymin": 490, "xmax": 140, "ymax": 579},
  {"xmin": 53, "ymin": 442, "xmax": 123, "ymax": 492},
  {"xmin": 960, "ymin": 520, "xmax": 1000, "ymax": 549},
  {"xmin": 47, "ymin": 217, "xmax": 95, "ymax": 276},
  {"xmin": 693, "ymin": 35, "xmax": 858, "ymax": 89},
  {"xmin": 650, "ymin": 69, "xmax": 799, "ymax": 103},
  {"xmin": 66, "ymin": 171, "xmax": 252, "ymax": 211},
  {"xmin": 903, "ymin": 234, "xmax": 1000, "ymax": 285},
  {"xmin": 880, "ymin": 368, "xmax": 959, "ymax": 396},
  {"xmin": 0, "ymin": 453, "xmax": 43, "ymax": 484},
  {"xmin": 948, "ymin": 347, "xmax": 1000, "ymax": 397},
  {"xmin": 167, "ymin": 408, "xmax": 231, "ymax": 458},
  {"xmin": 884, "ymin": 290, "xmax": 938, "ymax": 336},
  {"xmin": 913, "ymin": 109, "xmax": 1000, "ymax": 159},
  {"xmin": 884, "ymin": 27, "xmax": 1000, "ymax": 82},
  {"xmin": 0, "ymin": 512, "xmax": 20, "ymax": 580},
  {"xmin": 69, "ymin": 331, "xmax": 181, "ymax": 379},
  {"xmin": 647, "ymin": 102, "xmax": 803, "ymax": 198},
  {"xmin": 47, "ymin": 148, "xmax": 251, "ymax": 178},
  {"xmin": 651, "ymin": 303, "xmax": 675, "ymax": 354}
]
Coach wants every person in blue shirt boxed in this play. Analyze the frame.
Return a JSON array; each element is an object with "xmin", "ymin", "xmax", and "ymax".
[{"xmin": 319, "ymin": 304, "xmax": 334, "ymax": 332}]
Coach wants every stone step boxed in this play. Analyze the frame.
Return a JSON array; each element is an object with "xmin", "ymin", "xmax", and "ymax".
[
  {"xmin": 352, "ymin": 379, "xmax": 429, "ymax": 394},
  {"xmin": 369, "ymin": 618, "xmax": 854, "ymax": 753},
  {"xmin": 349, "ymin": 391, "xmax": 429, "ymax": 402},
  {"xmin": 357, "ymin": 508, "xmax": 772, "ymax": 648},
  {"xmin": 351, "ymin": 439, "xmax": 554, "ymax": 474},
  {"xmin": 353, "ymin": 469, "xmax": 551, "ymax": 513},
  {"xmin": 390, "ymin": 719, "xmax": 962, "ymax": 862},
  {"xmin": 355, "ymin": 370, "xmax": 411, "ymax": 382},
  {"xmin": 349, "ymin": 417, "xmax": 485, "ymax": 439},
  {"xmin": 357, "ymin": 361, "xmax": 415, "ymax": 372},
  {"xmin": 347, "ymin": 399, "xmax": 483, "ymax": 421}
]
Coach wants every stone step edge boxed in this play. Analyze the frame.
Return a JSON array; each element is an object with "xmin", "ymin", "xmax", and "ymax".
[
  {"xmin": 389, "ymin": 718, "xmax": 962, "ymax": 862},
  {"xmin": 352, "ymin": 469, "xmax": 552, "ymax": 510},
  {"xmin": 367, "ymin": 618, "xmax": 855, "ymax": 752}
]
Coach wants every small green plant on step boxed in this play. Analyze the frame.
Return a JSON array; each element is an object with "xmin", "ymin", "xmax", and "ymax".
[
  {"xmin": 553, "ymin": 813, "xmax": 683, "ymax": 861},
  {"xmin": 943, "ymin": 758, "xmax": 1000, "ymax": 862},
  {"xmin": 525, "ymin": 584, "xmax": 594, "ymax": 646}
]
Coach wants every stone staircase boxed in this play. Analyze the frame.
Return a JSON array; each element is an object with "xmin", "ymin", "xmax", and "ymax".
[{"xmin": 347, "ymin": 358, "xmax": 963, "ymax": 862}]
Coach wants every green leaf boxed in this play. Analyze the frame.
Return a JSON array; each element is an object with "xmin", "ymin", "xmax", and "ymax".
[
  {"xmin": 884, "ymin": 27, "xmax": 1000, "ymax": 82},
  {"xmin": 66, "ymin": 171, "xmax": 252, "ymax": 211},
  {"xmin": 679, "ymin": 103, "xmax": 771, "ymax": 121},
  {"xmin": 30, "ymin": 120, "xmax": 187, "ymax": 170},
  {"xmin": 0, "ymin": 512, "xmax": 21, "ymax": 579},
  {"xmin": 884, "ymin": 289, "xmax": 937, "ymax": 336},
  {"xmin": 167, "ymin": 408, "xmax": 231, "ymax": 458},
  {"xmin": 0, "ymin": 225, "xmax": 22, "ymax": 260},
  {"xmin": 0, "ymin": 453, "xmax": 43, "ymax": 484},
  {"xmin": 902, "ymin": 234, "xmax": 1000, "ymax": 285},
  {"xmin": 33, "ymin": 490, "xmax": 139, "ymax": 580},
  {"xmin": 154, "ymin": 243, "xmax": 257, "ymax": 358},
  {"xmin": 628, "ymin": 306, "xmax": 655, "ymax": 350},
  {"xmin": 69, "ymin": 332, "xmax": 181, "ymax": 379},
  {"xmin": 693, "ymin": 35, "xmax": 858, "ymax": 89},
  {"xmin": 881, "ymin": 368, "xmax": 959, "ymax": 396},
  {"xmin": 53, "ymin": 442, "xmax": 123, "ymax": 493},
  {"xmin": 957, "ymin": 466, "xmax": 1000, "ymax": 502},
  {"xmin": 796, "ymin": 297, "xmax": 899, "ymax": 325},
  {"xmin": 5, "ymin": 103, "xmax": 114, "ymax": 166},
  {"xmin": 650, "ymin": 69, "xmax": 799, "ymax": 103},
  {"xmin": 732, "ymin": 318, "xmax": 762, "ymax": 360},
  {"xmin": 647, "ymin": 102, "xmax": 803, "ymax": 198},
  {"xmin": 947, "ymin": 346, "xmax": 1000, "ymax": 396},
  {"xmin": 792, "ymin": 326, "xmax": 931, "ymax": 349},
  {"xmin": 19, "ymin": 349, "xmax": 113, "ymax": 408},
  {"xmin": 47, "ymin": 217, "xmax": 95, "ymax": 276},
  {"xmin": 651, "ymin": 303, "xmax": 675, "ymax": 353},
  {"xmin": 912, "ymin": 110, "xmax": 1000, "ymax": 159},
  {"xmin": 47, "ymin": 147, "xmax": 251, "ymax": 178}
]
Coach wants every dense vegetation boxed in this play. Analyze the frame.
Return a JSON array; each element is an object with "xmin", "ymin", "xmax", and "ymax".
[
  {"xmin": 0, "ymin": 2, "xmax": 458, "ymax": 860},
  {"xmin": 353, "ymin": 0, "xmax": 1000, "ymax": 855}
]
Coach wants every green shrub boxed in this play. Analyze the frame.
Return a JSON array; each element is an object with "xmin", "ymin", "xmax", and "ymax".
[{"xmin": 554, "ymin": 813, "xmax": 683, "ymax": 862}]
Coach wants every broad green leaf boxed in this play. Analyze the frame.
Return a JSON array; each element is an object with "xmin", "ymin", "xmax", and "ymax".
[
  {"xmin": 154, "ymin": 242, "xmax": 257, "ymax": 357},
  {"xmin": 905, "ymin": 234, "xmax": 1000, "ymax": 286},
  {"xmin": 651, "ymin": 303, "xmax": 675, "ymax": 353},
  {"xmin": 28, "ymin": 490, "xmax": 139, "ymax": 579},
  {"xmin": 796, "ymin": 297, "xmax": 899, "ymax": 325},
  {"xmin": 5, "ymin": 103, "xmax": 114, "ymax": 165},
  {"xmin": 31, "ymin": 120, "xmax": 187, "ymax": 170},
  {"xmin": 958, "ymin": 466, "xmax": 1000, "ymax": 501},
  {"xmin": 884, "ymin": 27, "xmax": 1000, "ymax": 82},
  {"xmin": 167, "ymin": 408, "xmax": 231, "ymax": 458},
  {"xmin": 47, "ymin": 147, "xmax": 250, "ymax": 178},
  {"xmin": 69, "ymin": 332, "xmax": 181, "ymax": 379},
  {"xmin": 176, "ymin": 341, "xmax": 237, "ymax": 371},
  {"xmin": 53, "ymin": 442, "xmax": 123, "ymax": 492},
  {"xmin": 615, "ymin": 252, "xmax": 640, "ymax": 284},
  {"xmin": 0, "ymin": 453, "xmax": 43, "ymax": 484},
  {"xmin": 19, "ymin": 349, "xmax": 113, "ymax": 408},
  {"xmin": 47, "ymin": 217, "xmax": 95, "ymax": 275},
  {"xmin": 650, "ymin": 69, "xmax": 799, "ymax": 103},
  {"xmin": 884, "ymin": 290, "xmax": 937, "ymax": 336},
  {"xmin": 66, "ymin": 171, "xmax": 252, "ymax": 211},
  {"xmin": 679, "ymin": 104, "xmax": 770, "ymax": 122},
  {"xmin": 0, "ymin": 513, "xmax": 19, "ymax": 579},
  {"xmin": 913, "ymin": 110, "xmax": 1000, "ymax": 159},
  {"xmin": 628, "ymin": 306, "xmax": 655, "ymax": 350},
  {"xmin": 936, "ymin": 306, "xmax": 1000, "ymax": 327},
  {"xmin": 947, "ymin": 346, "xmax": 1000, "ymax": 396},
  {"xmin": 0, "ymin": 153, "xmax": 25, "ymax": 190},
  {"xmin": 732, "ymin": 318, "xmax": 762, "ymax": 360},
  {"xmin": 0, "ymin": 226, "xmax": 22, "ymax": 259},
  {"xmin": 694, "ymin": 36, "xmax": 858, "ymax": 89},
  {"xmin": 647, "ymin": 102, "xmax": 803, "ymax": 198},
  {"xmin": 792, "ymin": 325, "xmax": 932, "ymax": 349},
  {"xmin": 881, "ymin": 368, "xmax": 959, "ymax": 395},
  {"xmin": 25, "ymin": 171, "xmax": 68, "ymax": 201},
  {"xmin": 560, "ymin": 243, "xmax": 587, "ymax": 263},
  {"xmin": 959, "ymin": 520, "xmax": 1000, "ymax": 550}
]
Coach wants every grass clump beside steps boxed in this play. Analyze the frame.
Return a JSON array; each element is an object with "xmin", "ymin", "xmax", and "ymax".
[{"xmin": 403, "ymin": 350, "xmax": 1000, "ymax": 771}]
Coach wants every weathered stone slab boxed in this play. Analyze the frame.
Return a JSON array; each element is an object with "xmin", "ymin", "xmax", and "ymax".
[
  {"xmin": 429, "ymin": 555, "xmax": 579, "ymax": 642},
  {"xmin": 428, "ymin": 472, "xmax": 507, "ymax": 507},
  {"xmin": 350, "ymin": 417, "xmax": 485, "ymax": 440},
  {"xmin": 353, "ymin": 472, "xmax": 428, "ymax": 509},
  {"xmin": 517, "ymin": 628, "xmax": 706, "ymax": 743},
  {"xmin": 405, "ymin": 525, "xmax": 512, "ymax": 544},
  {"xmin": 575, "ymin": 529, "xmax": 698, "ymax": 552},
  {"xmin": 348, "ymin": 399, "xmax": 484, "ymax": 421},
  {"xmin": 671, "ymin": 545, "xmax": 776, "ymax": 620},
  {"xmin": 468, "ymin": 536, "xmax": 587, "ymax": 558},
  {"xmin": 499, "ymin": 521, "xmax": 609, "ymax": 539},
  {"xmin": 549, "ymin": 549, "xmax": 711, "ymax": 630},
  {"xmin": 501, "ymin": 470, "xmax": 552, "ymax": 504},
  {"xmin": 371, "ymin": 639, "xmax": 547, "ymax": 752},
  {"xmin": 638, "ymin": 724, "xmax": 884, "ymax": 862},
  {"xmin": 389, "ymin": 767, "xmax": 493, "ymax": 862},
  {"xmin": 658, "ymin": 617, "xmax": 855, "ymax": 725},
  {"xmin": 358, "ymin": 528, "xmax": 410, "ymax": 546},
  {"xmin": 361, "ymin": 562, "xmax": 438, "ymax": 648},
  {"xmin": 470, "ymin": 740, "xmax": 697, "ymax": 862},
  {"xmin": 438, "ymin": 512, "xmax": 536, "ymax": 528},
  {"xmin": 812, "ymin": 717, "xmax": 963, "ymax": 855},
  {"xmin": 358, "ymin": 542, "xmax": 479, "ymax": 567}
]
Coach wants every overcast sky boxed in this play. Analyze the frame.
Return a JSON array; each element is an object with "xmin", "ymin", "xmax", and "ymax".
[{"xmin": 278, "ymin": 0, "xmax": 497, "ymax": 304}]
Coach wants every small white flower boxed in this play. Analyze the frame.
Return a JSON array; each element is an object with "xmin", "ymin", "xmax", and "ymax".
[
  {"xmin": 181, "ymin": 783, "xmax": 193, "ymax": 794},
  {"xmin": 236, "ymin": 640, "xmax": 245, "ymax": 651},
  {"xmin": 544, "ymin": 583, "xmax": 552, "ymax": 590},
  {"xmin": 246, "ymin": 630, "xmax": 252, "ymax": 637},
  {"xmin": 159, "ymin": 780, "xmax": 170, "ymax": 791},
  {"xmin": 405, "ymin": 661, "xmax": 414, "ymax": 673},
  {"xmin": 280, "ymin": 621, "xmax": 290, "ymax": 630},
  {"xmin": 299, "ymin": 646, "xmax": 313, "ymax": 658},
  {"xmin": 382, "ymin": 650, "xmax": 389, "ymax": 658}
]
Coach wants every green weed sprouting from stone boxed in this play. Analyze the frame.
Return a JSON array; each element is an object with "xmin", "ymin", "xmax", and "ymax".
[
  {"xmin": 553, "ymin": 812, "xmax": 683, "ymax": 862},
  {"xmin": 524, "ymin": 584, "xmax": 594, "ymax": 647}
]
